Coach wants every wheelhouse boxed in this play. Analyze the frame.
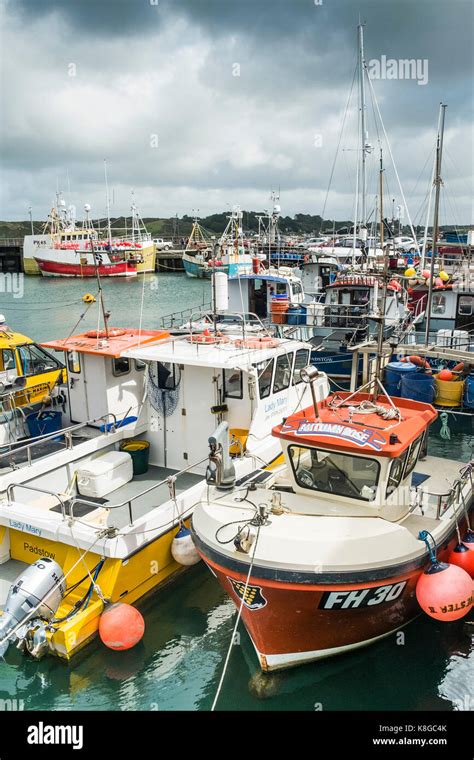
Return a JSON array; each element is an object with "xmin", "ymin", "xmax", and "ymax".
[{"xmin": 273, "ymin": 391, "xmax": 437, "ymax": 520}]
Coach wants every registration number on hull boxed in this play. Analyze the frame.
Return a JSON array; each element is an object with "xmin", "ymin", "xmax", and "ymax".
[{"xmin": 319, "ymin": 581, "xmax": 407, "ymax": 610}]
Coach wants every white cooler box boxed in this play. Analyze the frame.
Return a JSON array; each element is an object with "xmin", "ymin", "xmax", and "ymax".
[{"xmin": 77, "ymin": 451, "xmax": 133, "ymax": 499}]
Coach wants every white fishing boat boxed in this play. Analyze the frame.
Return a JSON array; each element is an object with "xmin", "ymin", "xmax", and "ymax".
[
  {"xmin": 192, "ymin": 375, "xmax": 473, "ymax": 671},
  {"xmin": 0, "ymin": 308, "xmax": 326, "ymax": 659}
]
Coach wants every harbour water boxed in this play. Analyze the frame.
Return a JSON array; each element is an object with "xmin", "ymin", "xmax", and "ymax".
[{"xmin": 0, "ymin": 275, "xmax": 472, "ymax": 712}]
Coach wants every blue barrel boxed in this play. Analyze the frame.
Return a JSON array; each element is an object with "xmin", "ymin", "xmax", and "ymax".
[
  {"xmin": 401, "ymin": 372, "xmax": 435, "ymax": 403},
  {"xmin": 286, "ymin": 304, "xmax": 307, "ymax": 325},
  {"xmin": 384, "ymin": 361, "xmax": 418, "ymax": 397},
  {"xmin": 464, "ymin": 375, "xmax": 474, "ymax": 409},
  {"xmin": 26, "ymin": 411, "xmax": 63, "ymax": 441}
]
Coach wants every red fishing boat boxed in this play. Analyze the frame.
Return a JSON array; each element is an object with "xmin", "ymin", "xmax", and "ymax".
[
  {"xmin": 34, "ymin": 247, "xmax": 138, "ymax": 277},
  {"xmin": 192, "ymin": 375, "xmax": 473, "ymax": 670}
]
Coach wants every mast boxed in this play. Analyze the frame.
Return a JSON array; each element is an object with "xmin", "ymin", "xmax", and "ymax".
[
  {"xmin": 373, "ymin": 149, "xmax": 387, "ymax": 402},
  {"xmin": 424, "ymin": 104, "xmax": 447, "ymax": 346},
  {"xmin": 104, "ymin": 159, "xmax": 112, "ymax": 244},
  {"xmin": 358, "ymin": 21, "xmax": 367, "ymax": 229}
]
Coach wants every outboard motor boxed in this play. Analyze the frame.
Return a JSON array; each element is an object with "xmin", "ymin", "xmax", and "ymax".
[
  {"xmin": 206, "ymin": 421, "xmax": 236, "ymax": 490},
  {"xmin": 0, "ymin": 558, "xmax": 65, "ymax": 658}
]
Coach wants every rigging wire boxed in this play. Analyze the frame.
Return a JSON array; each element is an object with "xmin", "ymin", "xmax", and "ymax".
[{"xmin": 319, "ymin": 59, "xmax": 358, "ymax": 229}]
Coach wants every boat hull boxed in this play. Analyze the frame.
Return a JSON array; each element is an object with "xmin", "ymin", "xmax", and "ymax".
[
  {"xmin": 192, "ymin": 519, "xmax": 467, "ymax": 671},
  {"xmin": 34, "ymin": 258, "xmax": 137, "ymax": 278}
]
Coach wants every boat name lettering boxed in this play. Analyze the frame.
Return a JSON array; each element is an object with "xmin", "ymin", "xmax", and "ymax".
[
  {"xmin": 23, "ymin": 542, "xmax": 55, "ymax": 560},
  {"xmin": 319, "ymin": 581, "xmax": 407, "ymax": 610},
  {"xmin": 9, "ymin": 519, "xmax": 42, "ymax": 536},
  {"xmin": 294, "ymin": 422, "xmax": 385, "ymax": 451},
  {"xmin": 264, "ymin": 395, "xmax": 288, "ymax": 415}
]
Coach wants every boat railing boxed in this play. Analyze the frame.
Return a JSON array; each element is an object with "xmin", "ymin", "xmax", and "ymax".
[
  {"xmin": 323, "ymin": 303, "xmax": 370, "ymax": 329},
  {"xmin": 68, "ymin": 456, "xmax": 210, "ymax": 527},
  {"xmin": 158, "ymin": 301, "xmax": 213, "ymax": 329},
  {"xmin": 0, "ymin": 414, "xmax": 119, "ymax": 471},
  {"xmin": 6, "ymin": 483, "xmax": 69, "ymax": 519},
  {"xmin": 417, "ymin": 461, "xmax": 473, "ymax": 519}
]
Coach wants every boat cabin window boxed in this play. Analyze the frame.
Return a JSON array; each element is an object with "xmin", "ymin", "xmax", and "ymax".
[
  {"xmin": 223, "ymin": 368, "xmax": 243, "ymax": 399},
  {"xmin": 273, "ymin": 353, "xmax": 293, "ymax": 393},
  {"xmin": 386, "ymin": 449, "xmax": 409, "ymax": 497},
  {"xmin": 112, "ymin": 357, "xmax": 131, "ymax": 377},
  {"xmin": 18, "ymin": 344, "xmax": 62, "ymax": 377},
  {"xmin": 257, "ymin": 359, "xmax": 274, "ymax": 399},
  {"xmin": 351, "ymin": 288, "xmax": 370, "ymax": 306},
  {"xmin": 67, "ymin": 351, "xmax": 81, "ymax": 374},
  {"xmin": 155, "ymin": 362, "xmax": 179, "ymax": 390},
  {"xmin": 291, "ymin": 282, "xmax": 303, "ymax": 298},
  {"xmin": 134, "ymin": 359, "xmax": 146, "ymax": 372},
  {"xmin": 289, "ymin": 445, "xmax": 380, "ymax": 501},
  {"xmin": 458, "ymin": 295, "xmax": 473, "ymax": 316},
  {"xmin": 432, "ymin": 293, "xmax": 446, "ymax": 315},
  {"xmin": 1, "ymin": 349, "xmax": 16, "ymax": 373},
  {"xmin": 403, "ymin": 434, "xmax": 424, "ymax": 479},
  {"xmin": 292, "ymin": 349, "xmax": 310, "ymax": 384}
]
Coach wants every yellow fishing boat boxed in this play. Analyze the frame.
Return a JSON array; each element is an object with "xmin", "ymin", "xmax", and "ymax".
[
  {"xmin": 0, "ymin": 316, "xmax": 65, "ymax": 431},
  {"xmin": 0, "ymin": 313, "xmax": 325, "ymax": 660}
]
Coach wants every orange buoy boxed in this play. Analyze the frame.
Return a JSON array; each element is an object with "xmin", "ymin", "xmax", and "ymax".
[
  {"xmin": 452, "ymin": 362, "xmax": 465, "ymax": 373},
  {"xmin": 438, "ymin": 369, "xmax": 454, "ymax": 382},
  {"xmin": 416, "ymin": 562, "xmax": 473, "ymax": 621},
  {"xmin": 448, "ymin": 543, "xmax": 474, "ymax": 578},
  {"xmin": 99, "ymin": 603, "xmax": 145, "ymax": 650}
]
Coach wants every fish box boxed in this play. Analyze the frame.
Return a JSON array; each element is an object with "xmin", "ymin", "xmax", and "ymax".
[{"xmin": 77, "ymin": 451, "xmax": 133, "ymax": 498}]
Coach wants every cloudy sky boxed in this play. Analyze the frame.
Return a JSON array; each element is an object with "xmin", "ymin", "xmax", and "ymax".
[{"xmin": 0, "ymin": 0, "xmax": 472, "ymax": 225}]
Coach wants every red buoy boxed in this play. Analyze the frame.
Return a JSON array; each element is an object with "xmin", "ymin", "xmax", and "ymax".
[
  {"xmin": 99, "ymin": 603, "xmax": 145, "ymax": 650},
  {"xmin": 448, "ymin": 543, "xmax": 474, "ymax": 578},
  {"xmin": 415, "ymin": 562, "xmax": 473, "ymax": 621}
]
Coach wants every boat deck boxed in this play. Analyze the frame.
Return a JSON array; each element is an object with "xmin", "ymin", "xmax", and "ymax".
[
  {"xmin": 0, "ymin": 427, "xmax": 101, "ymax": 473},
  {"xmin": 413, "ymin": 455, "xmax": 467, "ymax": 497},
  {"xmin": 70, "ymin": 464, "xmax": 203, "ymax": 530}
]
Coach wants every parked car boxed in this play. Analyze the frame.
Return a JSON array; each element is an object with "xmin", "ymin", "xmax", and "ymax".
[{"xmin": 153, "ymin": 238, "xmax": 173, "ymax": 250}]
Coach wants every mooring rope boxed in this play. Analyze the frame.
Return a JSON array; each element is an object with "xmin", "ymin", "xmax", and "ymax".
[{"xmin": 211, "ymin": 523, "xmax": 261, "ymax": 711}]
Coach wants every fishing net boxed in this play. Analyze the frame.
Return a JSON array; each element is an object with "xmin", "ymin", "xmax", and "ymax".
[{"xmin": 147, "ymin": 362, "xmax": 181, "ymax": 418}]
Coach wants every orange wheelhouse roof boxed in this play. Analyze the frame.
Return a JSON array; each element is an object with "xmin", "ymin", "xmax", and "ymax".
[
  {"xmin": 273, "ymin": 392, "xmax": 437, "ymax": 458},
  {"xmin": 41, "ymin": 328, "xmax": 170, "ymax": 358}
]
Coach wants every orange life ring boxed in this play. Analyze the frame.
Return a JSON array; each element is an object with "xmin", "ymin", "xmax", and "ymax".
[
  {"xmin": 86, "ymin": 328, "xmax": 126, "ymax": 339},
  {"xmin": 408, "ymin": 355, "xmax": 431, "ymax": 371},
  {"xmin": 187, "ymin": 330, "xmax": 229, "ymax": 345},
  {"xmin": 235, "ymin": 336, "xmax": 280, "ymax": 349},
  {"xmin": 388, "ymin": 279, "xmax": 402, "ymax": 292}
]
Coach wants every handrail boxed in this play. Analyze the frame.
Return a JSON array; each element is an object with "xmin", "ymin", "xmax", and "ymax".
[
  {"xmin": 6, "ymin": 483, "xmax": 67, "ymax": 520},
  {"xmin": 0, "ymin": 414, "xmax": 122, "ymax": 469},
  {"xmin": 416, "ymin": 461, "xmax": 473, "ymax": 519},
  {"xmin": 69, "ymin": 455, "xmax": 210, "ymax": 526}
]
